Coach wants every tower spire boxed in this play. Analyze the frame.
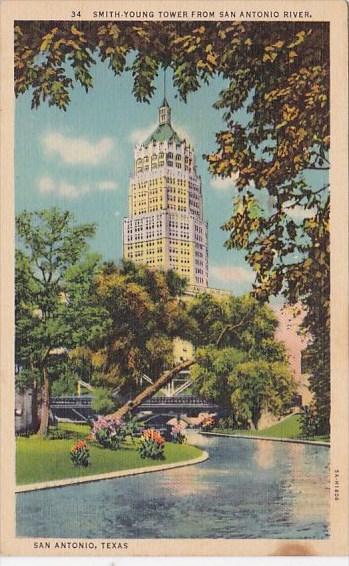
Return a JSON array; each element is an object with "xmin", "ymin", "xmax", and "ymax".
[
  {"xmin": 164, "ymin": 68, "xmax": 166, "ymax": 101},
  {"xmin": 159, "ymin": 68, "xmax": 171, "ymax": 125}
]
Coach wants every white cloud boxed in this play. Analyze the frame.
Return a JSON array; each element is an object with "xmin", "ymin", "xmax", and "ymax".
[
  {"xmin": 59, "ymin": 181, "xmax": 89, "ymax": 199},
  {"xmin": 97, "ymin": 180, "xmax": 118, "ymax": 191},
  {"xmin": 114, "ymin": 210, "xmax": 121, "ymax": 217},
  {"xmin": 129, "ymin": 123, "xmax": 157, "ymax": 146},
  {"xmin": 38, "ymin": 176, "xmax": 54, "ymax": 194},
  {"xmin": 210, "ymin": 265, "xmax": 255, "ymax": 284},
  {"xmin": 283, "ymin": 203, "xmax": 316, "ymax": 221},
  {"xmin": 38, "ymin": 176, "xmax": 118, "ymax": 199},
  {"xmin": 210, "ymin": 174, "xmax": 239, "ymax": 191},
  {"xmin": 173, "ymin": 122, "xmax": 195, "ymax": 145},
  {"xmin": 42, "ymin": 132, "xmax": 115, "ymax": 165}
]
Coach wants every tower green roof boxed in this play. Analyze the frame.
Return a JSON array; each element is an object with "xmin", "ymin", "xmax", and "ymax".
[{"xmin": 143, "ymin": 123, "xmax": 183, "ymax": 146}]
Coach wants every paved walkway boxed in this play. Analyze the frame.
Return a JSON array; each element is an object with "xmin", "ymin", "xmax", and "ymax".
[{"xmin": 202, "ymin": 431, "xmax": 330, "ymax": 447}]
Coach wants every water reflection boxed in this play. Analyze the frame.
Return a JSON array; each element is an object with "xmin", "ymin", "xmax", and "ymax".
[
  {"xmin": 285, "ymin": 443, "xmax": 330, "ymax": 525},
  {"xmin": 17, "ymin": 435, "xmax": 329, "ymax": 539},
  {"xmin": 254, "ymin": 440, "xmax": 275, "ymax": 470}
]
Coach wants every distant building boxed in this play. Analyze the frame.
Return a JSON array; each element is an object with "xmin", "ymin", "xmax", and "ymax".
[
  {"xmin": 15, "ymin": 389, "xmax": 34, "ymax": 434},
  {"xmin": 123, "ymin": 97, "xmax": 208, "ymax": 289},
  {"xmin": 273, "ymin": 304, "xmax": 312, "ymax": 406}
]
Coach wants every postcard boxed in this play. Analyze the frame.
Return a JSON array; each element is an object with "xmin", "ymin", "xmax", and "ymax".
[{"xmin": 0, "ymin": 0, "xmax": 348, "ymax": 557}]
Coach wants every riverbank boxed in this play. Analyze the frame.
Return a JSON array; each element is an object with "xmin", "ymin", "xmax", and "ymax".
[
  {"xmin": 17, "ymin": 432, "xmax": 330, "ymax": 540},
  {"xmin": 210, "ymin": 414, "xmax": 330, "ymax": 445},
  {"xmin": 16, "ymin": 423, "xmax": 205, "ymax": 486},
  {"xmin": 203, "ymin": 431, "xmax": 330, "ymax": 447},
  {"xmin": 16, "ymin": 449, "xmax": 209, "ymax": 493}
]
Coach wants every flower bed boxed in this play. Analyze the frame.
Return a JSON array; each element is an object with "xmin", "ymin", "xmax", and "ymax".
[
  {"xmin": 139, "ymin": 428, "xmax": 165, "ymax": 459},
  {"xmin": 16, "ymin": 423, "xmax": 204, "ymax": 485},
  {"xmin": 70, "ymin": 440, "xmax": 90, "ymax": 467},
  {"xmin": 90, "ymin": 416, "xmax": 126, "ymax": 450}
]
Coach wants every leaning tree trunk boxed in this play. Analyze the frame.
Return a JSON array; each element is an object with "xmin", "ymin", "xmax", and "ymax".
[
  {"xmin": 108, "ymin": 359, "xmax": 195, "ymax": 420},
  {"xmin": 108, "ymin": 318, "xmax": 253, "ymax": 421},
  {"xmin": 38, "ymin": 366, "xmax": 50, "ymax": 437}
]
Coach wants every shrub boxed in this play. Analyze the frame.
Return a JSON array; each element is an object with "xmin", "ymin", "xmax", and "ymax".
[
  {"xmin": 70, "ymin": 440, "xmax": 90, "ymax": 467},
  {"xmin": 91, "ymin": 416, "xmax": 126, "ymax": 450},
  {"xmin": 48, "ymin": 427, "xmax": 80, "ymax": 440},
  {"xmin": 123, "ymin": 414, "xmax": 143, "ymax": 443},
  {"xmin": 300, "ymin": 403, "xmax": 321, "ymax": 438},
  {"xmin": 171, "ymin": 423, "xmax": 186, "ymax": 444},
  {"xmin": 215, "ymin": 416, "xmax": 235, "ymax": 431},
  {"xmin": 139, "ymin": 428, "xmax": 165, "ymax": 459},
  {"xmin": 201, "ymin": 415, "xmax": 216, "ymax": 431}
]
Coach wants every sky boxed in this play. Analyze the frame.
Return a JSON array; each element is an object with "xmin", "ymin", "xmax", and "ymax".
[{"xmin": 16, "ymin": 59, "xmax": 257, "ymax": 295}]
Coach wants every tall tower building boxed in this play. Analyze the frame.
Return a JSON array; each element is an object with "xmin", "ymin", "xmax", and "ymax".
[{"xmin": 123, "ymin": 97, "xmax": 208, "ymax": 288}]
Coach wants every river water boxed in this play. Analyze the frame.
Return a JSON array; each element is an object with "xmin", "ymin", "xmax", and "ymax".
[{"xmin": 16, "ymin": 433, "xmax": 330, "ymax": 539}]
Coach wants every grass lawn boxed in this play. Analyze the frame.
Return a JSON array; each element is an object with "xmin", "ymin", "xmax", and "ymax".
[
  {"xmin": 16, "ymin": 422, "xmax": 204, "ymax": 485},
  {"xmin": 212, "ymin": 414, "xmax": 330, "ymax": 443}
]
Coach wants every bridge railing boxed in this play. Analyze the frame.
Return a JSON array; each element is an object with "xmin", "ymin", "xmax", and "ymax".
[
  {"xmin": 51, "ymin": 396, "xmax": 93, "ymax": 408},
  {"xmin": 50, "ymin": 394, "xmax": 217, "ymax": 409},
  {"xmin": 140, "ymin": 396, "xmax": 216, "ymax": 407}
]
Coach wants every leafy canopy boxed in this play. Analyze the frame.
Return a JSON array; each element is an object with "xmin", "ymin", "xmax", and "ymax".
[
  {"xmin": 14, "ymin": 21, "xmax": 330, "ymax": 432},
  {"xmin": 189, "ymin": 293, "xmax": 295, "ymax": 429},
  {"xmin": 90, "ymin": 260, "xmax": 192, "ymax": 400},
  {"xmin": 15, "ymin": 208, "xmax": 106, "ymax": 434}
]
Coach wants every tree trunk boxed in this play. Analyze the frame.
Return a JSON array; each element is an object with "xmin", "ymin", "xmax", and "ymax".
[
  {"xmin": 252, "ymin": 408, "xmax": 261, "ymax": 431},
  {"xmin": 38, "ymin": 366, "xmax": 50, "ymax": 437},
  {"xmin": 107, "ymin": 321, "xmax": 243, "ymax": 421},
  {"xmin": 108, "ymin": 359, "xmax": 195, "ymax": 420},
  {"xmin": 31, "ymin": 378, "xmax": 39, "ymax": 433}
]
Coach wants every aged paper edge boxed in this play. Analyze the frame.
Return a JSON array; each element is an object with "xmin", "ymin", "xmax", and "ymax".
[{"xmin": 0, "ymin": 0, "xmax": 348, "ymax": 557}]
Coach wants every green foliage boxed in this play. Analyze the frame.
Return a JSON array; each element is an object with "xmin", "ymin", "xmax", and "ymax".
[
  {"xmin": 48, "ymin": 427, "xmax": 80, "ymax": 440},
  {"xmin": 215, "ymin": 415, "xmax": 236, "ymax": 431},
  {"xmin": 90, "ymin": 387, "xmax": 116, "ymax": 415},
  {"xmin": 70, "ymin": 440, "xmax": 90, "ymax": 467},
  {"xmin": 14, "ymin": 21, "xmax": 330, "ymax": 432},
  {"xmin": 300, "ymin": 403, "xmax": 321, "ymax": 438},
  {"xmin": 91, "ymin": 261, "xmax": 191, "ymax": 399},
  {"xmin": 229, "ymin": 360, "xmax": 295, "ymax": 429},
  {"xmin": 192, "ymin": 346, "xmax": 245, "ymax": 411},
  {"xmin": 122, "ymin": 414, "xmax": 143, "ymax": 442},
  {"xmin": 194, "ymin": 352, "xmax": 295, "ymax": 430},
  {"xmin": 189, "ymin": 293, "xmax": 286, "ymax": 362},
  {"xmin": 91, "ymin": 416, "xmax": 126, "ymax": 450},
  {"xmin": 15, "ymin": 368, "xmax": 40, "ymax": 393},
  {"xmin": 15, "ymin": 208, "xmax": 106, "ymax": 436},
  {"xmin": 138, "ymin": 429, "xmax": 165, "ymax": 460},
  {"xmin": 200, "ymin": 416, "xmax": 217, "ymax": 432},
  {"xmin": 170, "ymin": 423, "xmax": 186, "ymax": 444},
  {"xmin": 191, "ymin": 296, "xmax": 295, "ymax": 430}
]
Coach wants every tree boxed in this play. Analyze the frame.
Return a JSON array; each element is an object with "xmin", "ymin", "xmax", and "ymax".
[
  {"xmin": 229, "ymin": 360, "xmax": 295, "ymax": 429},
  {"xmin": 192, "ymin": 350, "xmax": 295, "ymax": 430},
  {"xmin": 188, "ymin": 293, "xmax": 286, "ymax": 358},
  {"xmin": 189, "ymin": 294, "xmax": 295, "ymax": 429},
  {"xmin": 191, "ymin": 346, "xmax": 245, "ymax": 416},
  {"xmin": 14, "ymin": 21, "xmax": 330, "ymax": 431},
  {"xmin": 90, "ymin": 261, "xmax": 192, "ymax": 403},
  {"xmin": 111, "ymin": 292, "xmax": 295, "ymax": 423},
  {"xmin": 16, "ymin": 208, "xmax": 105, "ymax": 436}
]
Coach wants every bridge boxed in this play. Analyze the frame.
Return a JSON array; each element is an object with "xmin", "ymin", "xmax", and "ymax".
[
  {"xmin": 50, "ymin": 394, "xmax": 218, "ymax": 423},
  {"xmin": 50, "ymin": 395, "xmax": 95, "ymax": 423},
  {"xmin": 137, "ymin": 395, "xmax": 218, "ymax": 413}
]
